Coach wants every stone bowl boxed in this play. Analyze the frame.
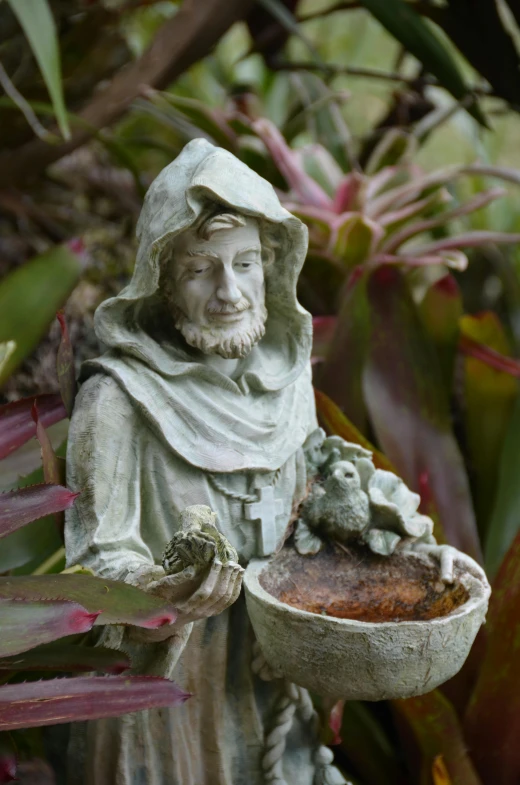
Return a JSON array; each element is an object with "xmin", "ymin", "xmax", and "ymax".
[{"xmin": 244, "ymin": 543, "xmax": 490, "ymax": 700}]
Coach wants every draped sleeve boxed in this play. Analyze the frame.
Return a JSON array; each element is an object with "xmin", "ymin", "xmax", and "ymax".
[{"xmin": 65, "ymin": 374, "xmax": 157, "ymax": 582}]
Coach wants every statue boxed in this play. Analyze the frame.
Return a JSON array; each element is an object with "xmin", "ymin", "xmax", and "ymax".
[{"xmin": 64, "ymin": 139, "xmax": 488, "ymax": 785}]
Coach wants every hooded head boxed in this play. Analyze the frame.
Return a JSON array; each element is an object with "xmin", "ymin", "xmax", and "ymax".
[
  {"xmin": 93, "ymin": 138, "xmax": 312, "ymax": 390},
  {"xmin": 85, "ymin": 140, "xmax": 316, "ymax": 472}
]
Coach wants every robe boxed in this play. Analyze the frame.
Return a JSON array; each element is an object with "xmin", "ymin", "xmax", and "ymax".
[{"xmin": 65, "ymin": 373, "xmax": 329, "ymax": 785}]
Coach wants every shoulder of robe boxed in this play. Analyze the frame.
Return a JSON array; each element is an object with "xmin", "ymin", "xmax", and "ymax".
[{"xmin": 71, "ymin": 372, "xmax": 138, "ymax": 437}]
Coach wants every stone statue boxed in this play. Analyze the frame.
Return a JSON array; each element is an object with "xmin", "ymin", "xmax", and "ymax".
[{"xmin": 64, "ymin": 139, "xmax": 485, "ymax": 785}]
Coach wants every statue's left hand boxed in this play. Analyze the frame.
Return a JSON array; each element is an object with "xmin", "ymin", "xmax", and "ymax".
[{"xmin": 147, "ymin": 559, "xmax": 244, "ymax": 625}]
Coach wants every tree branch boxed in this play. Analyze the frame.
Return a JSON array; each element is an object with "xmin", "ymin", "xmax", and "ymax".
[{"xmin": 0, "ymin": 0, "xmax": 253, "ymax": 190}]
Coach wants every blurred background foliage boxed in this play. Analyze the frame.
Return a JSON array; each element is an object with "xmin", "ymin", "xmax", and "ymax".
[{"xmin": 3, "ymin": 0, "xmax": 520, "ymax": 783}]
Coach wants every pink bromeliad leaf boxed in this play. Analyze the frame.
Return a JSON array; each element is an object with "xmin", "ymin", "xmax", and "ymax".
[
  {"xmin": 0, "ymin": 599, "xmax": 100, "ymax": 657},
  {"xmin": 252, "ymin": 118, "xmax": 333, "ymax": 209},
  {"xmin": 0, "ymin": 484, "xmax": 79, "ymax": 539},
  {"xmin": 0, "ymin": 676, "xmax": 190, "ymax": 731},
  {"xmin": 0, "ymin": 394, "xmax": 66, "ymax": 460}
]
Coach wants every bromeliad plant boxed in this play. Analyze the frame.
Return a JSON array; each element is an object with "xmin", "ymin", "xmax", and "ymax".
[{"xmin": 0, "ymin": 244, "xmax": 188, "ymax": 781}]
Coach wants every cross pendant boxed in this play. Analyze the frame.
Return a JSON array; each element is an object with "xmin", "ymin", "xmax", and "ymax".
[{"xmin": 244, "ymin": 486, "xmax": 284, "ymax": 557}]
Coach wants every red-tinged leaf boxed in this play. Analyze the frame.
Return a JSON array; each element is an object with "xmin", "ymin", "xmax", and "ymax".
[
  {"xmin": 374, "ymin": 251, "xmax": 468, "ymax": 270},
  {"xmin": 0, "ymin": 734, "xmax": 16, "ymax": 784},
  {"xmin": 0, "ymin": 575, "xmax": 177, "ymax": 629},
  {"xmin": 0, "ymin": 484, "xmax": 79, "ymax": 539},
  {"xmin": 252, "ymin": 118, "xmax": 333, "ymax": 209},
  {"xmin": 464, "ymin": 530, "xmax": 520, "ymax": 785},
  {"xmin": 0, "ymin": 600, "xmax": 99, "ymax": 657},
  {"xmin": 394, "ymin": 691, "xmax": 482, "ymax": 785},
  {"xmin": 328, "ymin": 699, "xmax": 344, "ymax": 745},
  {"xmin": 363, "ymin": 267, "xmax": 481, "ymax": 560},
  {"xmin": 367, "ymin": 166, "xmax": 460, "ymax": 218},
  {"xmin": 419, "ymin": 274, "xmax": 462, "ymax": 391},
  {"xmin": 460, "ymin": 336, "xmax": 520, "ymax": 377},
  {"xmin": 459, "ymin": 314, "xmax": 518, "ymax": 544},
  {"xmin": 56, "ymin": 311, "xmax": 76, "ymax": 418},
  {"xmin": 383, "ymin": 188, "xmax": 506, "ymax": 253},
  {"xmin": 315, "ymin": 389, "xmax": 396, "ymax": 473},
  {"xmin": 403, "ymin": 231, "xmax": 520, "ymax": 256},
  {"xmin": 0, "ymin": 394, "xmax": 66, "ymax": 460},
  {"xmin": 312, "ymin": 316, "xmax": 337, "ymax": 362},
  {"xmin": 0, "ymin": 675, "xmax": 190, "ymax": 731},
  {"xmin": 333, "ymin": 173, "xmax": 364, "ymax": 213},
  {"xmin": 379, "ymin": 188, "xmax": 452, "ymax": 229},
  {"xmin": 0, "ymin": 642, "xmax": 130, "ymax": 674},
  {"xmin": 317, "ymin": 268, "xmax": 370, "ymax": 431}
]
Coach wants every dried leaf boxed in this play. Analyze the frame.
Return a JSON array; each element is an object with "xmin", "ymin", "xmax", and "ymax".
[{"xmin": 56, "ymin": 311, "xmax": 77, "ymax": 418}]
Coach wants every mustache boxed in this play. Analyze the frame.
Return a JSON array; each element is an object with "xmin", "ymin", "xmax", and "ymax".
[{"xmin": 206, "ymin": 299, "xmax": 251, "ymax": 314}]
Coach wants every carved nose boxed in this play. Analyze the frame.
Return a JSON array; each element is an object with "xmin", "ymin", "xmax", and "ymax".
[{"xmin": 216, "ymin": 272, "xmax": 241, "ymax": 304}]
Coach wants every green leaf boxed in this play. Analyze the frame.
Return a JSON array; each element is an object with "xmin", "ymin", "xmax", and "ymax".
[
  {"xmin": 0, "ymin": 575, "xmax": 177, "ymax": 629},
  {"xmin": 0, "ymin": 642, "xmax": 130, "ymax": 674},
  {"xmin": 418, "ymin": 274, "xmax": 462, "ymax": 392},
  {"xmin": 358, "ymin": 0, "xmax": 486, "ymax": 126},
  {"xmin": 485, "ymin": 393, "xmax": 520, "ymax": 578},
  {"xmin": 465, "ymin": 529, "xmax": 520, "ymax": 785},
  {"xmin": 330, "ymin": 214, "xmax": 383, "ymax": 267},
  {"xmin": 460, "ymin": 313, "xmax": 518, "ymax": 545},
  {"xmin": 363, "ymin": 267, "xmax": 480, "ymax": 558},
  {"xmin": 6, "ymin": 0, "xmax": 70, "ymax": 140},
  {"xmin": 0, "ymin": 244, "xmax": 82, "ymax": 385},
  {"xmin": 394, "ymin": 690, "xmax": 483, "ymax": 785}
]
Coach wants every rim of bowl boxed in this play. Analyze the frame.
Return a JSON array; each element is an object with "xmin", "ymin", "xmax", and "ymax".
[{"xmin": 244, "ymin": 553, "xmax": 491, "ymax": 632}]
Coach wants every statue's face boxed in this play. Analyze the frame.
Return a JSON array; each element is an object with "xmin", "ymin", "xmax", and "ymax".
[{"xmin": 166, "ymin": 218, "xmax": 268, "ymax": 359}]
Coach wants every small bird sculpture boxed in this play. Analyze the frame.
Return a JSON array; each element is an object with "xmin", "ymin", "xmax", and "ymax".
[{"xmin": 301, "ymin": 461, "xmax": 370, "ymax": 543}]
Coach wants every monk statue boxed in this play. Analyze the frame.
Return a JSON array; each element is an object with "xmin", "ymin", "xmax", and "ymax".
[{"xmin": 65, "ymin": 139, "xmax": 477, "ymax": 785}]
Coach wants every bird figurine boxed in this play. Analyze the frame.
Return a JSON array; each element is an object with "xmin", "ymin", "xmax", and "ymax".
[{"xmin": 301, "ymin": 460, "xmax": 370, "ymax": 543}]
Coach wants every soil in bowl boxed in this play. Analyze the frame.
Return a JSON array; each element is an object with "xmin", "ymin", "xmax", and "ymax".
[{"xmin": 260, "ymin": 543, "xmax": 469, "ymax": 623}]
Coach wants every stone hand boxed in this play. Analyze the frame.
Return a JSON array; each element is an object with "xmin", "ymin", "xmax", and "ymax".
[{"xmin": 148, "ymin": 560, "xmax": 244, "ymax": 624}]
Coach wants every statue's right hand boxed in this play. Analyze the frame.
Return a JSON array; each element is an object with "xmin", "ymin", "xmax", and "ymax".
[{"xmin": 147, "ymin": 559, "xmax": 243, "ymax": 625}]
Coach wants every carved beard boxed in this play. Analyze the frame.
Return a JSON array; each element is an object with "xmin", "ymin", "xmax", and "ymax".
[{"xmin": 172, "ymin": 302, "xmax": 268, "ymax": 360}]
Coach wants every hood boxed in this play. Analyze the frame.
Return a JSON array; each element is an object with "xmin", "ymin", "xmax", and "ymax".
[
  {"xmin": 91, "ymin": 138, "xmax": 312, "ymax": 394},
  {"xmin": 82, "ymin": 139, "xmax": 316, "ymax": 472}
]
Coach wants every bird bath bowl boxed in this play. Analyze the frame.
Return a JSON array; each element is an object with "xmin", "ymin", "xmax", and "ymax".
[{"xmin": 244, "ymin": 543, "xmax": 490, "ymax": 700}]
